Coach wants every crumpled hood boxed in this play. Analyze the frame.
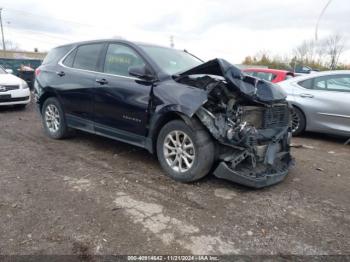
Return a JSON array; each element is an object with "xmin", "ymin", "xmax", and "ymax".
[{"xmin": 179, "ymin": 58, "xmax": 286, "ymax": 104}]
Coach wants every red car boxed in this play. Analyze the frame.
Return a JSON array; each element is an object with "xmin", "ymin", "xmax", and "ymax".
[{"xmin": 243, "ymin": 68, "xmax": 295, "ymax": 83}]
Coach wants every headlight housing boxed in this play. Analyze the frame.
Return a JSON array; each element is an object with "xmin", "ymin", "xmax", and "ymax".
[{"xmin": 20, "ymin": 80, "xmax": 29, "ymax": 89}]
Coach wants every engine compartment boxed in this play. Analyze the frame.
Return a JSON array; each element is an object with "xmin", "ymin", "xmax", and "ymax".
[{"xmin": 176, "ymin": 74, "xmax": 292, "ymax": 178}]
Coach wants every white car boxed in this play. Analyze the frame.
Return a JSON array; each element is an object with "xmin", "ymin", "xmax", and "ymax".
[{"xmin": 0, "ymin": 66, "xmax": 31, "ymax": 108}]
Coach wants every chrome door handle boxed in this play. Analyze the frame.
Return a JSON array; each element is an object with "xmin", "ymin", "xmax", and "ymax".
[
  {"xmin": 300, "ymin": 93, "xmax": 314, "ymax": 98},
  {"xmin": 56, "ymin": 71, "xmax": 65, "ymax": 77},
  {"xmin": 96, "ymin": 78, "xmax": 108, "ymax": 85}
]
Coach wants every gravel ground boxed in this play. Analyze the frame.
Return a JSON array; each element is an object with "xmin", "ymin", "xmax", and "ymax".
[{"xmin": 0, "ymin": 101, "xmax": 349, "ymax": 256}]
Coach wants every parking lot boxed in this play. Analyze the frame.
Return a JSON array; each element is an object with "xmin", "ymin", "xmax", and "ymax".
[{"xmin": 0, "ymin": 101, "xmax": 349, "ymax": 256}]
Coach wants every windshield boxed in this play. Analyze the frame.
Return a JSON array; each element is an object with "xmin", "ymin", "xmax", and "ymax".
[
  {"xmin": 0, "ymin": 66, "xmax": 6, "ymax": 74},
  {"xmin": 140, "ymin": 45, "xmax": 203, "ymax": 75}
]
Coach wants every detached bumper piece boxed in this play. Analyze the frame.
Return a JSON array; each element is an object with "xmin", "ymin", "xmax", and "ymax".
[
  {"xmin": 214, "ymin": 162, "xmax": 289, "ymax": 188},
  {"xmin": 213, "ymin": 138, "xmax": 293, "ymax": 189}
]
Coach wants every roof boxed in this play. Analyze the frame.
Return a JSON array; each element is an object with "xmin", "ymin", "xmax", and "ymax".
[{"xmin": 54, "ymin": 39, "xmax": 171, "ymax": 50}]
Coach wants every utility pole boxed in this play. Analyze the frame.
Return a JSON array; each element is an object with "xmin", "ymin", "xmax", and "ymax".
[
  {"xmin": 170, "ymin": 35, "xmax": 174, "ymax": 48},
  {"xmin": 0, "ymin": 8, "xmax": 5, "ymax": 57},
  {"xmin": 315, "ymin": 0, "xmax": 333, "ymax": 41}
]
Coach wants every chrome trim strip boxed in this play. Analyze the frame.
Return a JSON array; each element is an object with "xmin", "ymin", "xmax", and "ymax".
[
  {"xmin": 58, "ymin": 46, "xmax": 141, "ymax": 81},
  {"xmin": 318, "ymin": 112, "xmax": 350, "ymax": 119}
]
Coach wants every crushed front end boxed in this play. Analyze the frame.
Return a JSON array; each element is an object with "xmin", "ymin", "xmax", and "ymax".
[{"xmin": 176, "ymin": 59, "xmax": 294, "ymax": 188}]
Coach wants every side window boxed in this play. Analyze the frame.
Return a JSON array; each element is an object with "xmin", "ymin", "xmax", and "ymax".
[
  {"xmin": 63, "ymin": 48, "xmax": 77, "ymax": 67},
  {"xmin": 298, "ymin": 79, "xmax": 313, "ymax": 89},
  {"xmin": 315, "ymin": 77, "xmax": 327, "ymax": 89},
  {"xmin": 73, "ymin": 44, "xmax": 104, "ymax": 71},
  {"xmin": 42, "ymin": 45, "xmax": 72, "ymax": 65},
  {"xmin": 103, "ymin": 44, "xmax": 145, "ymax": 77},
  {"xmin": 315, "ymin": 75, "xmax": 350, "ymax": 92}
]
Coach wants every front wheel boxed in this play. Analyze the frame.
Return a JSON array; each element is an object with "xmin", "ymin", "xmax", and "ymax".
[{"xmin": 156, "ymin": 120, "xmax": 215, "ymax": 182}]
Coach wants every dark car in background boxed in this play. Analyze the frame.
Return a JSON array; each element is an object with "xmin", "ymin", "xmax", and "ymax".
[
  {"xmin": 243, "ymin": 68, "xmax": 295, "ymax": 83},
  {"xmin": 34, "ymin": 39, "xmax": 293, "ymax": 188}
]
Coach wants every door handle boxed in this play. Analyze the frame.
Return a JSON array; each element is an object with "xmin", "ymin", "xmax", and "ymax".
[
  {"xmin": 96, "ymin": 78, "xmax": 108, "ymax": 85},
  {"xmin": 56, "ymin": 71, "xmax": 65, "ymax": 77},
  {"xmin": 300, "ymin": 93, "xmax": 314, "ymax": 98}
]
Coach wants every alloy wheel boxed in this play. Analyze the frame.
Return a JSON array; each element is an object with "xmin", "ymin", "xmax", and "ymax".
[
  {"xmin": 291, "ymin": 109, "xmax": 300, "ymax": 134},
  {"xmin": 163, "ymin": 130, "xmax": 195, "ymax": 173},
  {"xmin": 45, "ymin": 104, "xmax": 60, "ymax": 133}
]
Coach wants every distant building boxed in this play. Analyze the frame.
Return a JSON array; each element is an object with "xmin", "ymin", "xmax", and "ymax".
[{"xmin": 0, "ymin": 50, "xmax": 47, "ymax": 60}]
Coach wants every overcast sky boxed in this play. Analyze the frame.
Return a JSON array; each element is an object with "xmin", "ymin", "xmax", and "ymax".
[{"xmin": 1, "ymin": 0, "xmax": 350, "ymax": 63}]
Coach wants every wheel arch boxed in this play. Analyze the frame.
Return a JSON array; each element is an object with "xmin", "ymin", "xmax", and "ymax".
[
  {"xmin": 291, "ymin": 103, "xmax": 307, "ymax": 129},
  {"xmin": 147, "ymin": 111, "xmax": 185, "ymax": 154},
  {"xmin": 38, "ymin": 90, "xmax": 59, "ymax": 114},
  {"xmin": 146, "ymin": 109, "xmax": 205, "ymax": 154}
]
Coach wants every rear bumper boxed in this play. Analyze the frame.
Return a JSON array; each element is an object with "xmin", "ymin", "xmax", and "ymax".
[{"xmin": 213, "ymin": 161, "xmax": 290, "ymax": 188}]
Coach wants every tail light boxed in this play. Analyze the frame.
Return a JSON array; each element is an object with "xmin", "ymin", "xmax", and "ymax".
[{"xmin": 35, "ymin": 67, "xmax": 41, "ymax": 77}]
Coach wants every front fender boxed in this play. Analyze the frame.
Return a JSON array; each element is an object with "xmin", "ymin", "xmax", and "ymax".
[{"xmin": 152, "ymin": 80, "xmax": 208, "ymax": 118}]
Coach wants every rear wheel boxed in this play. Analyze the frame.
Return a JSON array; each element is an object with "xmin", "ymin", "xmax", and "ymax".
[
  {"xmin": 291, "ymin": 107, "xmax": 306, "ymax": 136},
  {"xmin": 42, "ymin": 97, "xmax": 70, "ymax": 139},
  {"xmin": 156, "ymin": 120, "xmax": 215, "ymax": 182}
]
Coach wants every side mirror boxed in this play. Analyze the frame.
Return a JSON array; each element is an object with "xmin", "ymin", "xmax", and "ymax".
[
  {"xmin": 5, "ymin": 69, "xmax": 13, "ymax": 74},
  {"xmin": 128, "ymin": 65, "xmax": 154, "ymax": 81}
]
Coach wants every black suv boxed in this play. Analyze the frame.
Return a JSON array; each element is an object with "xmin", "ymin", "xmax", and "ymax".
[{"xmin": 34, "ymin": 39, "xmax": 293, "ymax": 188}]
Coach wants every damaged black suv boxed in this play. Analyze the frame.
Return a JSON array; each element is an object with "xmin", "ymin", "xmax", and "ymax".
[{"xmin": 34, "ymin": 39, "xmax": 293, "ymax": 188}]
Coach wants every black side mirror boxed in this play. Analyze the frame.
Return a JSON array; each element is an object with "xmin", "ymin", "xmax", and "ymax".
[{"xmin": 128, "ymin": 65, "xmax": 154, "ymax": 81}]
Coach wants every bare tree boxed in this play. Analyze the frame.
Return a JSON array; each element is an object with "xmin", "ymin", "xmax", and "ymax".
[
  {"xmin": 294, "ymin": 40, "xmax": 316, "ymax": 62},
  {"xmin": 324, "ymin": 34, "xmax": 345, "ymax": 69},
  {"xmin": 4, "ymin": 40, "xmax": 20, "ymax": 51}
]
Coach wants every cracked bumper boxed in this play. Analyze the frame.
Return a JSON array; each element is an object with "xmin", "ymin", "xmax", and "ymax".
[{"xmin": 213, "ymin": 161, "xmax": 290, "ymax": 189}]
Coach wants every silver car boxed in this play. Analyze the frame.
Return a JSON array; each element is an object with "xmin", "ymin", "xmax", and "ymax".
[{"xmin": 278, "ymin": 71, "xmax": 350, "ymax": 136}]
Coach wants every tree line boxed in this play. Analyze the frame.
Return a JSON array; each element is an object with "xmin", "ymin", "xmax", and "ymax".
[{"xmin": 242, "ymin": 34, "xmax": 349, "ymax": 71}]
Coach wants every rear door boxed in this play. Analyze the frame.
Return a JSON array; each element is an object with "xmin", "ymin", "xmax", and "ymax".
[
  {"xmin": 294, "ymin": 74, "xmax": 350, "ymax": 135},
  {"xmin": 59, "ymin": 43, "xmax": 105, "ymax": 130},
  {"xmin": 93, "ymin": 43, "xmax": 153, "ymax": 139}
]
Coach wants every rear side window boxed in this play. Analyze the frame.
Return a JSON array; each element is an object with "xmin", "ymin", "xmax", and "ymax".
[
  {"xmin": 42, "ymin": 45, "xmax": 72, "ymax": 65},
  {"xmin": 63, "ymin": 48, "xmax": 77, "ymax": 67},
  {"xmin": 298, "ymin": 79, "xmax": 313, "ymax": 89},
  {"xmin": 73, "ymin": 44, "xmax": 104, "ymax": 71}
]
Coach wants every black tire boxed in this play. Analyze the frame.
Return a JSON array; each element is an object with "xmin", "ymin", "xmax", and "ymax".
[
  {"xmin": 41, "ymin": 97, "xmax": 70, "ymax": 139},
  {"xmin": 156, "ymin": 119, "xmax": 215, "ymax": 182},
  {"xmin": 291, "ymin": 107, "xmax": 306, "ymax": 136}
]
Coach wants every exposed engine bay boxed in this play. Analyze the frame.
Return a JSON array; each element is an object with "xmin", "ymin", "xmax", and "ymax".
[{"xmin": 175, "ymin": 59, "xmax": 293, "ymax": 187}]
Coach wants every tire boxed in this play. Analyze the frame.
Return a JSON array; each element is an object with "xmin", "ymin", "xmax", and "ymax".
[
  {"xmin": 156, "ymin": 119, "xmax": 215, "ymax": 182},
  {"xmin": 41, "ymin": 97, "xmax": 70, "ymax": 139},
  {"xmin": 291, "ymin": 107, "xmax": 306, "ymax": 136}
]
